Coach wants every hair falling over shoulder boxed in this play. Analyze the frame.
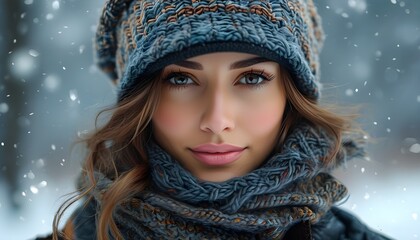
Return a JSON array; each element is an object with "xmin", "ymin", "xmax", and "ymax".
[
  {"xmin": 52, "ymin": 71, "xmax": 163, "ymax": 240},
  {"xmin": 53, "ymin": 69, "xmax": 362, "ymax": 240}
]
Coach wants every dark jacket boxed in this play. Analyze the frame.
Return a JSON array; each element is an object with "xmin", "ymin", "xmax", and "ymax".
[{"xmin": 36, "ymin": 199, "xmax": 393, "ymax": 240}]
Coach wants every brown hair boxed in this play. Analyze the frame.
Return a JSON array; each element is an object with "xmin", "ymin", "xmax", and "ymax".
[{"xmin": 53, "ymin": 67, "xmax": 360, "ymax": 240}]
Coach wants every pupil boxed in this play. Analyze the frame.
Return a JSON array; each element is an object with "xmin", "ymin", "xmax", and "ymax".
[
  {"xmin": 176, "ymin": 76, "xmax": 187, "ymax": 84},
  {"xmin": 248, "ymin": 75, "xmax": 257, "ymax": 84}
]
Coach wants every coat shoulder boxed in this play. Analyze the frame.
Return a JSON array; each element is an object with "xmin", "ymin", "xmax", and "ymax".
[{"xmin": 312, "ymin": 207, "xmax": 394, "ymax": 240}]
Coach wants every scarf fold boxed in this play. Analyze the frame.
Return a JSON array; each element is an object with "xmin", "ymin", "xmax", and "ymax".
[{"xmin": 91, "ymin": 122, "xmax": 364, "ymax": 239}]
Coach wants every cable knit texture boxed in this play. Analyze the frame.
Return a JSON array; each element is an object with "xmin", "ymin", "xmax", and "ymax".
[
  {"xmin": 95, "ymin": 0, "xmax": 324, "ymax": 100},
  {"xmin": 88, "ymin": 122, "xmax": 365, "ymax": 239}
]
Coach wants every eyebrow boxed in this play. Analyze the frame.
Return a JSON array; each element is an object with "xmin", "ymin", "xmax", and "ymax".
[{"xmin": 173, "ymin": 57, "xmax": 271, "ymax": 70}]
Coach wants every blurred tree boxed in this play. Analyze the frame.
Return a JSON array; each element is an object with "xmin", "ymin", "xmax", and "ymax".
[{"xmin": 0, "ymin": 0, "xmax": 25, "ymax": 209}]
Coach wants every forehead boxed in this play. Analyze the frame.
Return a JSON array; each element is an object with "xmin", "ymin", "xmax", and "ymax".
[{"xmin": 164, "ymin": 52, "xmax": 279, "ymax": 71}]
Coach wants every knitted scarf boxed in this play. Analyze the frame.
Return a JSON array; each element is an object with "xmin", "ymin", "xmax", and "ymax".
[{"xmin": 91, "ymin": 122, "xmax": 363, "ymax": 239}]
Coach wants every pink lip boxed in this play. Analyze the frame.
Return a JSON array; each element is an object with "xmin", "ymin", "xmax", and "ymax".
[{"xmin": 190, "ymin": 143, "xmax": 246, "ymax": 166}]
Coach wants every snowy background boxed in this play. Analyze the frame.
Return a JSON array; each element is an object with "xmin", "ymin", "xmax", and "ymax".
[{"xmin": 0, "ymin": 0, "xmax": 419, "ymax": 239}]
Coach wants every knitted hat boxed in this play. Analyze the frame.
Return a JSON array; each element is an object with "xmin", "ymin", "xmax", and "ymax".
[{"xmin": 95, "ymin": 0, "xmax": 324, "ymax": 101}]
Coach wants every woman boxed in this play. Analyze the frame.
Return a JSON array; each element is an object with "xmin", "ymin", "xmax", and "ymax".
[{"xmin": 48, "ymin": 0, "xmax": 392, "ymax": 239}]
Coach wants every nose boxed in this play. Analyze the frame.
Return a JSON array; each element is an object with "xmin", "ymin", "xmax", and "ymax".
[{"xmin": 199, "ymin": 89, "xmax": 235, "ymax": 134}]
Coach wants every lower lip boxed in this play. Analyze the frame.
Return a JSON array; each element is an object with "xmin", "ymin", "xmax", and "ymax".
[{"xmin": 190, "ymin": 150, "xmax": 244, "ymax": 166}]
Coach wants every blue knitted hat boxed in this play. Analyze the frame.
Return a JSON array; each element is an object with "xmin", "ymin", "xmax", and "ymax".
[{"xmin": 95, "ymin": 0, "xmax": 324, "ymax": 101}]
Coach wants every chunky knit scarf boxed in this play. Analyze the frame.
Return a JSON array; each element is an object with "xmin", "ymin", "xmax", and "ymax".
[{"xmin": 91, "ymin": 122, "xmax": 363, "ymax": 239}]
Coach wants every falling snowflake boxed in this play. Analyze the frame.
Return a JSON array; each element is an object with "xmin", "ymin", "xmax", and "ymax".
[
  {"xmin": 364, "ymin": 193, "xmax": 370, "ymax": 200},
  {"xmin": 38, "ymin": 181, "xmax": 48, "ymax": 188},
  {"xmin": 44, "ymin": 75, "xmax": 60, "ymax": 92},
  {"xmin": 27, "ymin": 170, "xmax": 35, "ymax": 180},
  {"xmin": 69, "ymin": 90, "xmax": 78, "ymax": 101},
  {"xmin": 30, "ymin": 186, "xmax": 39, "ymax": 194},
  {"xmin": 409, "ymin": 143, "xmax": 420, "ymax": 154},
  {"xmin": 52, "ymin": 1, "xmax": 60, "ymax": 10},
  {"xmin": 0, "ymin": 103, "xmax": 9, "ymax": 114}
]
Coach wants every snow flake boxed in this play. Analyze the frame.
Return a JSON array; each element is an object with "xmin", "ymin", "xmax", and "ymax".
[
  {"xmin": 417, "ymin": 95, "xmax": 420, "ymax": 102},
  {"xmin": 390, "ymin": 0, "xmax": 397, "ymax": 4},
  {"xmin": 30, "ymin": 186, "xmax": 39, "ymax": 194},
  {"xmin": 44, "ymin": 75, "xmax": 60, "ymax": 92},
  {"xmin": 52, "ymin": 1, "xmax": 60, "ymax": 10},
  {"xmin": 345, "ymin": 89, "xmax": 354, "ymax": 96},
  {"xmin": 69, "ymin": 89, "xmax": 78, "ymax": 101},
  {"xmin": 347, "ymin": 0, "xmax": 367, "ymax": 12},
  {"xmin": 409, "ymin": 143, "xmax": 420, "ymax": 153},
  {"xmin": 51, "ymin": 144, "xmax": 56, "ymax": 150},
  {"xmin": 27, "ymin": 170, "xmax": 35, "ymax": 179},
  {"xmin": 79, "ymin": 45, "xmax": 85, "ymax": 54},
  {"xmin": 77, "ymin": 130, "xmax": 89, "ymax": 137},
  {"xmin": 24, "ymin": 0, "xmax": 33, "ymax": 5},
  {"xmin": 0, "ymin": 103, "xmax": 9, "ymax": 113},
  {"xmin": 46, "ymin": 13, "xmax": 54, "ymax": 20},
  {"xmin": 28, "ymin": 49, "xmax": 39, "ymax": 57},
  {"xmin": 361, "ymin": 167, "xmax": 365, "ymax": 173},
  {"xmin": 413, "ymin": 213, "xmax": 418, "ymax": 221},
  {"xmin": 364, "ymin": 193, "xmax": 370, "ymax": 200},
  {"xmin": 38, "ymin": 181, "xmax": 48, "ymax": 188},
  {"xmin": 9, "ymin": 50, "xmax": 37, "ymax": 78},
  {"xmin": 35, "ymin": 159, "xmax": 45, "ymax": 168}
]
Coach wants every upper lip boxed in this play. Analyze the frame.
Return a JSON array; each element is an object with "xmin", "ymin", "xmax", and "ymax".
[{"xmin": 190, "ymin": 143, "xmax": 245, "ymax": 153}]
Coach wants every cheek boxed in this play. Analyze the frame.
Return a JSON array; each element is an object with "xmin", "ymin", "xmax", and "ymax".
[
  {"xmin": 152, "ymin": 102, "xmax": 194, "ymax": 137},
  {"xmin": 243, "ymin": 102, "xmax": 285, "ymax": 137}
]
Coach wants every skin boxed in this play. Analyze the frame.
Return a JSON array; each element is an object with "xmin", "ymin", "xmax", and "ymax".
[{"xmin": 152, "ymin": 52, "xmax": 287, "ymax": 182}]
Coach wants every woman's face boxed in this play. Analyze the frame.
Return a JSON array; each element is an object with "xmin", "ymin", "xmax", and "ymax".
[{"xmin": 152, "ymin": 52, "xmax": 287, "ymax": 182}]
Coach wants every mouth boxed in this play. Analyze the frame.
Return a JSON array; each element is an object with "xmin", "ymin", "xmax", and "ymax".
[{"xmin": 189, "ymin": 143, "xmax": 246, "ymax": 166}]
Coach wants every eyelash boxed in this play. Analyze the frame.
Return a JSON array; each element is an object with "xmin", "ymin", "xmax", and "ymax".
[{"xmin": 163, "ymin": 68, "xmax": 276, "ymax": 90}]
